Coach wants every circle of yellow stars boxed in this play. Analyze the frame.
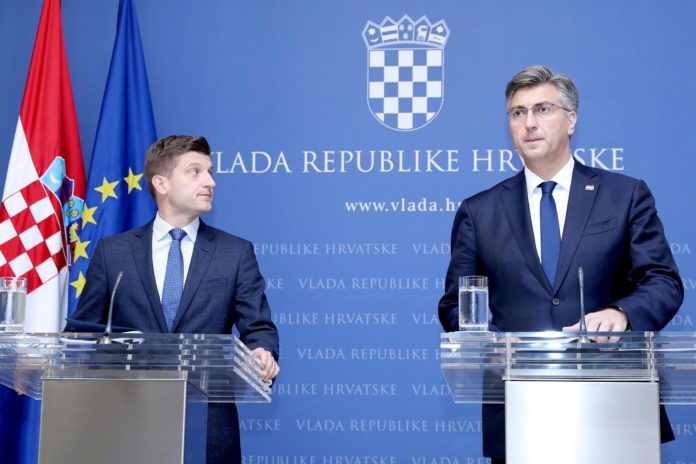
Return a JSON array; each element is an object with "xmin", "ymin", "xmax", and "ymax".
[{"xmin": 70, "ymin": 168, "xmax": 145, "ymax": 297}]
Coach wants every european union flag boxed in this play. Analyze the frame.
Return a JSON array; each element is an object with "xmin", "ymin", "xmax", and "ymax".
[{"xmin": 68, "ymin": 0, "xmax": 157, "ymax": 315}]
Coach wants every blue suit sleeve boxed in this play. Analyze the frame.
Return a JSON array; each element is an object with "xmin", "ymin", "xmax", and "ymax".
[
  {"xmin": 611, "ymin": 180, "xmax": 683, "ymax": 330},
  {"xmin": 439, "ymin": 199, "xmax": 479, "ymax": 332},
  {"xmin": 69, "ymin": 239, "xmax": 110, "ymax": 328},
  {"xmin": 233, "ymin": 242, "xmax": 280, "ymax": 360}
]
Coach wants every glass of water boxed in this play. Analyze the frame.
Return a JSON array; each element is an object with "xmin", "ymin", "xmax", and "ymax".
[
  {"xmin": 0, "ymin": 276, "xmax": 28, "ymax": 333},
  {"xmin": 458, "ymin": 275, "xmax": 489, "ymax": 331}
]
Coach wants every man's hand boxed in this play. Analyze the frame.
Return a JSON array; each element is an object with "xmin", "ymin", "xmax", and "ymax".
[
  {"xmin": 562, "ymin": 307, "xmax": 628, "ymax": 342},
  {"xmin": 252, "ymin": 347, "xmax": 280, "ymax": 382},
  {"xmin": 13, "ymin": 366, "xmax": 32, "ymax": 396},
  {"xmin": 562, "ymin": 307, "xmax": 628, "ymax": 332}
]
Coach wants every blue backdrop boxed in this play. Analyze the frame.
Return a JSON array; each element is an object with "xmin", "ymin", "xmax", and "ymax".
[{"xmin": 1, "ymin": 1, "xmax": 695, "ymax": 462}]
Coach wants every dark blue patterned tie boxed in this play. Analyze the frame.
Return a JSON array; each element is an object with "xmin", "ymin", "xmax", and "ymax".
[
  {"xmin": 162, "ymin": 228, "xmax": 186, "ymax": 331},
  {"xmin": 540, "ymin": 181, "xmax": 560, "ymax": 286}
]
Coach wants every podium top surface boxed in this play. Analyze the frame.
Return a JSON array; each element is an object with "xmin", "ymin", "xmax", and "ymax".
[
  {"xmin": 0, "ymin": 332, "xmax": 271, "ymax": 402},
  {"xmin": 440, "ymin": 331, "xmax": 696, "ymax": 404}
]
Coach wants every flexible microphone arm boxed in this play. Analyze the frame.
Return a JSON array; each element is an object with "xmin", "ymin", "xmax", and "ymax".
[
  {"xmin": 578, "ymin": 267, "xmax": 587, "ymax": 332},
  {"xmin": 97, "ymin": 271, "xmax": 124, "ymax": 345},
  {"xmin": 576, "ymin": 267, "xmax": 592, "ymax": 345}
]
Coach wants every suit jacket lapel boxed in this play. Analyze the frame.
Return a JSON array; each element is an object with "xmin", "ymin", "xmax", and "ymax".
[
  {"xmin": 171, "ymin": 220, "xmax": 216, "ymax": 331},
  {"xmin": 132, "ymin": 222, "xmax": 169, "ymax": 332},
  {"xmin": 500, "ymin": 172, "xmax": 552, "ymax": 293},
  {"xmin": 553, "ymin": 163, "xmax": 600, "ymax": 293}
]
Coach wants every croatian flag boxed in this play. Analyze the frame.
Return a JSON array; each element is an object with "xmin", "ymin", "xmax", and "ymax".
[
  {"xmin": 0, "ymin": 0, "xmax": 85, "ymax": 460},
  {"xmin": 0, "ymin": 0, "xmax": 86, "ymax": 333}
]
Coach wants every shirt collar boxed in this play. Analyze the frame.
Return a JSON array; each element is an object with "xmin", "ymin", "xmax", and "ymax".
[
  {"xmin": 525, "ymin": 156, "xmax": 575, "ymax": 197},
  {"xmin": 153, "ymin": 213, "xmax": 200, "ymax": 243}
]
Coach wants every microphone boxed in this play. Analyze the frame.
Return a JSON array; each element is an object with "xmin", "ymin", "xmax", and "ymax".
[
  {"xmin": 578, "ymin": 267, "xmax": 587, "ymax": 332},
  {"xmin": 577, "ymin": 267, "xmax": 590, "ymax": 344},
  {"xmin": 97, "ymin": 271, "xmax": 124, "ymax": 345}
]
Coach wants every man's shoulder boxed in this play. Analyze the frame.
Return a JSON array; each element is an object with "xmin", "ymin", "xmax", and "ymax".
[
  {"xmin": 464, "ymin": 171, "xmax": 524, "ymax": 204},
  {"xmin": 575, "ymin": 163, "xmax": 645, "ymax": 189},
  {"xmin": 100, "ymin": 220, "xmax": 254, "ymax": 248},
  {"xmin": 460, "ymin": 164, "xmax": 647, "ymax": 208},
  {"xmin": 98, "ymin": 223, "xmax": 151, "ymax": 245},
  {"xmin": 199, "ymin": 222, "xmax": 253, "ymax": 249}
]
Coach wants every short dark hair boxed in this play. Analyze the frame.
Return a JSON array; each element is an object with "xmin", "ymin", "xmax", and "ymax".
[
  {"xmin": 144, "ymin": 135, "xmax": 211, "ymax": 196},
  {"xmin": 505, "ymin": 65, "xmax": 579, "ymax": 112}
]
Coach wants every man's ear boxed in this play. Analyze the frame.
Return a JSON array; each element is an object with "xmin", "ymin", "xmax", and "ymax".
[
  {"xmin": 151, "ymin": 174, "xmax": 168, "ymax": 196},
  {"xmin": 566, "ymin": 111, "xmax": 577, "ymax": 136}
]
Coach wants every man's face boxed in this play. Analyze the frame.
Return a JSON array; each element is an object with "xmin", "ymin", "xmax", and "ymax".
[
  {"xmin": 157, "ymin": 151, "xmax": 215, "ymax": 219},
  {"xmin": 508, "ymin": 83, "xmax": 577, "ymax": 174}
]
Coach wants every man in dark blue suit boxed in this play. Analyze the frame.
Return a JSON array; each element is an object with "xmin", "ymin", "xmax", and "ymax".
[
  {"xmin": 438, "ymin": 66, "xmax": 683, "ymax": 462},
  {"xmin": 72, "ymin": 135, "xmax": 280, "ymax": 464}
]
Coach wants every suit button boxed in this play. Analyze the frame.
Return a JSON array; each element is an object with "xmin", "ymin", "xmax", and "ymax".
[{"xmin": 552, "ymin": 298, "xmax": 560, "ymax": 306}]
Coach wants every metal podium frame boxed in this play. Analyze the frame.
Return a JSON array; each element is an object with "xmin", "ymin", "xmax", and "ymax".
[
  {"xmin": 0, "ymin": 332, "xmax": 271, "ymax": 464},
  {"xmin": 440, "ymin": 331, "xmax": 696, "ymax": 464}
]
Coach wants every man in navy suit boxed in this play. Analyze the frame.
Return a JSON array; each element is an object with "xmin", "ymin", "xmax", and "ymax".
[
  {"xmin": 438, "ymin": 66, "xmax": 683, "ymax": 462},
  {"xmin": 72, "ymin": 135, "xmax": 280, "ymax": 464}
]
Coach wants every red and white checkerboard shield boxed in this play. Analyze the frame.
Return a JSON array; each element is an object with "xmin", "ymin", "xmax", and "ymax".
[{"xmin": 0, "ymin": 179, "xmax": 66, "ymax": 290}]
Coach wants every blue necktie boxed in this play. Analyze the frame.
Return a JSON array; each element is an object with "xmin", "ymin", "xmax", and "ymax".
[
  {"xmin": 540, "ymin": 181, "xmax": 560, "ymax": 286},
  {"xmin": 162, "ymin": 228, "xmax": 186, "ymax": 331}
]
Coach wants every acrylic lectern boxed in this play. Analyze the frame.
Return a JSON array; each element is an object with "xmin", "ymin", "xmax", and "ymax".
[
  {"xmin": 440, "ymin": 331, "xmax": 696, "ymax": 464},
  {"xmin": 0, "ymin": 332, "xmax": 271, "ymax": 464}
]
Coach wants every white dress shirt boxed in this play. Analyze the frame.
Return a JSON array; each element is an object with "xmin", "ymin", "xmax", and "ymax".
[
  {"xmin": 525, "ymin": 156, "xmax": 575, "ymax": 262},
  {"xmin": 152, "ymin": 214, "xmax": 199, "ymax": 302}
]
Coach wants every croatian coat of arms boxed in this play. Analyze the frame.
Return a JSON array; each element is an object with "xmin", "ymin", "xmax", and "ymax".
[{"xmin": 363, "ymin": 15, "xmax": 450, "ymax": 131}]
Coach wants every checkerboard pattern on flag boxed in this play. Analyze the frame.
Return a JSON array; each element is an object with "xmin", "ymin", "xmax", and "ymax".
[
  {"xmin": 0, "ymin": 180, "xmax": 65, "ymax": 286},
  {"xmin": 0, "ymin": 0, "xmax": 85, "ymax": 333}
]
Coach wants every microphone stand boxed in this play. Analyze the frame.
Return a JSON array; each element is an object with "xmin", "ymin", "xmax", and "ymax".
[
  {"xmin": 577, "ymin": 267, "xmax": 590, "ymax": 344},
  {"xmin": 97, "ymin": 271, "xmax": 124, "ymax": 345}
]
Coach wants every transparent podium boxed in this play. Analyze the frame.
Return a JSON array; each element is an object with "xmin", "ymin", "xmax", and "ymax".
[
  {"xmin": 0, "ymin": 332, "xmax": 271, "ymax": 464},
  {"xmin": 440, "ymin": 331, "xmax": 696, "ymax": 464}
]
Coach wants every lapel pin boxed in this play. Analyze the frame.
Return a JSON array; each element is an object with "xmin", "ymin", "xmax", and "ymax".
[{"xmin": 585, "ymin": 185, "xmax": 595, "ymax": 191}]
